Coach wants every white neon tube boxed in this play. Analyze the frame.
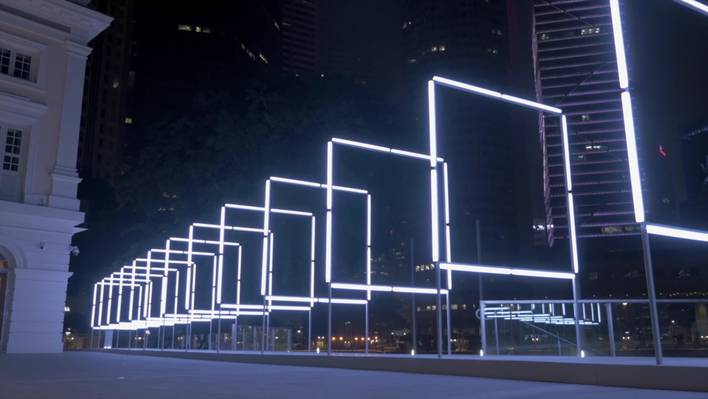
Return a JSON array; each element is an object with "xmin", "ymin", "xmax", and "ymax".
[
  {"xmin": 390, "ymin": 148, "xmax": 434, "ymax": 161},
  {"xmin": 366, "ymin": 194, "xmax": 372, "ymax": 300},
  {"xmin": 90, "ymin": 284, "xmax": 98, "ymax": 327},
  {"xmin": 266, "ymin": 295, "xmax": 312, "ymax": 303},
  {"xmin": 609, "ymin": 0, "xmax": 629, "ymax": 89},
  {"xmin": 322, "ymin": 298, "xmax": 368, "ymax": 305},
  {"xmin": 106, "ymin": 279, "xmax": 114, "ymax": 324},
  {"xmin": 194, "ymin": 223, "xmax": 265, "ymax": 234},
  {"xmin": 271, "ymin": 208, "xmax": 312, "ymax": 217},
  {"xmin": 310, "ymin": 216, "xmax": 316, "ymax": 305},
  {"xmin": 500, "ymin": 94, "xmax": 563, "ymax": 114},
  {"xmin": 646, "ymin": 223, "xmax": 708, "ymax": 242},
  {"xmin": 98, "ymin": 283, "xmax": 105, "ymax": 325},
  {"xmin": 676, "ymin": 0, "xmax": 708, "ymax": 15},
  {"xmin": 270, "ymin": 176, "xmax": 322, "ymax": 188},
  {"xmin": 268, "ymin": 232, "xmax": 274, "ymax": 300},
  {"xmin": 185, "ymin": 226, "xmax": 193, "ymax": 309},
  {"xmin": 620, "ymin": 91, "xmax": 645, "ymax": 223},
  {"xmin": 510, "ymin": 269, "xmax": 575, "ymax": 280},
  {"xmin": 268, "ymin": 305, "xmax": 311, "ymax": 312},
  {"xmin": 331, "ymin": 185, "xmax": 368, "ymax": 195},
  {"xmin": 560, "ymin": 115, "xmax": 573, "ymax": 191},
  {"xmin": 392, "ymin": 287, "xmax": 440, "ymax": 294},
  {"xmin": 211, "ymin": 256, "xmax": 217, "ymax": 311},
  {"xmin": 261, "ymin": 180, "xmax": 271, "ymax": 295},
  {"xmin": 441, "ymin": 263, "xmax": 574, "ymax": 279},
  {"xmin": 217, "ymin": 207, "xmax": 225, "ymax": 304},
  {"xmin": 236, "ymin": 245, "xmax": 242, "ymax": 306},
  {"xmin": 567, "ymin": 193, "xmax": 579, "ymax": 274},
  {"xmin": 428, "ymin": 81, "xmax": 440, "ymax": 263},
  {"xmin": 432, "ymin": 76, "xmax": 502, "ymax": 99},
  {"xmin": 332, "ymin": 137, "xmax": 390, "ymax": 153},
  {"xmin": 326, "ymin": 141, "xmax": 333, "ymax": 283},
  {"xmin": 225, "ymin": 203, "xmax": 264, "ymax": 211},
  {"xmin": 160, "ymin": 241, "xmax": 170, "ymax": 316},
  {"xmin": 443, "ymin": 162, "xmax": 452, "ymax": 289},
  {"xmin": 332, "ymin": 283, "xmax": 392, "ymax": 292}
]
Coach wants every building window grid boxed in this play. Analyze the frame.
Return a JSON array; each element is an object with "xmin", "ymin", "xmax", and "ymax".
[
  {"xmin": 2, "ymin": 128, "xmax": 22, "ymax": 172},
  {"xmin": 0, "ymin": 47, "xmax": 32, "ymax": 81}
]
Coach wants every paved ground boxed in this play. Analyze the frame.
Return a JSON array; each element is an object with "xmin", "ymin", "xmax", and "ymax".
[{"xmin": 1, "ymin": 352, "xmax": 707, "ymax": 399}]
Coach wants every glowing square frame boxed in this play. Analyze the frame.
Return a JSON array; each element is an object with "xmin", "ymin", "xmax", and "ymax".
[{"xmin": 609, "ymin": 0, "xmax": 708, "ymax": 243}]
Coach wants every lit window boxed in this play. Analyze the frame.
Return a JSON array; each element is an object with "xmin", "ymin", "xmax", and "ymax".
[
  {"xmin": 439, "ymin": 45, "xmax": 446, "ymax": 52},
  {"xmin": 259, "ymin": 53, "xmax": 269, "ymax": 64},
  {"xmin": 195, "ymin": 26, "xmax": 202, "ymax": 33},
  {"xmin": 431, "ymin": 46, "xmax": 438, "ymax": 52},
  {"xmin": 580, "ymin": 27, "xmax": 601, "ymax": 36},
  {"xmin": 581, "ymin": 114, "xmax": 590, "ymax": 121},
  {"xmin": 487, "ymin": 48, "xmax": 498, "ymax": 55},
  {"xmin": 112, "ymin": 80, "xmax": 120, "ymax": 89},
  {"xmin": 124, "ymin": 117, "xmax": 133, "ymax": 124},
  {"xmin": 2, "ymin": 128, "xmax": 22, "ymax": 172},
  {"xmin": 540, "ymin": 33, "xmax": 550, "ymax": 41},
  {"xmin": 178, "ymin": 24, "xmax": 192, "ymax": 32}
]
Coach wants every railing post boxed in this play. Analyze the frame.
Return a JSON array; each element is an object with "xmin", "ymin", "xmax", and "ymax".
[
  {"xmin": 606, "ymin": 302, "xmax": 616, "ymax": 356},
  {"xmin": 641, "ymin": 223, "xmax": 663, "ymax": 365}
]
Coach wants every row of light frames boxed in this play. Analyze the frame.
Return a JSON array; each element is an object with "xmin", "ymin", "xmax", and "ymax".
[
  {"xmin": 268, "ymin": 176, "xmax": 373, "ymax": 301},
  {"xmin": 610, "ymin": 0, "xmax": 708, "ymax": 242},
  {"xmin": 326, "ymin": 137, "xmax": 455, "ymax": 294},
  {"xmin": 429, "ymin": 76, "xmax": 579, "ymax": 275}
]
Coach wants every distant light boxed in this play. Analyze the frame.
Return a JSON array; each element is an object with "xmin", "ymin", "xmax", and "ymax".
[
  {"xmin": 580, "ymin": 350, "xmax": 586, "ymax": 358},
  {"xmin": 479, "ymin": 349, "xmax": 484, "ymax": 357},
  {"xmin": 316, "ymin": 347, "xmax": 320, "ymax": 354},
  {"xmin": 410, "ymin": 349, "xmax": 415, "ymax": 356},
  {"xmin": 64, "ymin": 306, "xmax": 70, "ymax": 312},
  {"xmin": 658, "ymin": 145, "xmax": 668, "ymax": 158}
]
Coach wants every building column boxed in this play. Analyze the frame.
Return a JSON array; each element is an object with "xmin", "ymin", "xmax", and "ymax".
[
  {"xmin": 48, "ymin": 42, "xmax": 92, "ymax": 211},
  {"xmin": 5, "ymin": 267, "xmax": 72, "ymax": 353}
]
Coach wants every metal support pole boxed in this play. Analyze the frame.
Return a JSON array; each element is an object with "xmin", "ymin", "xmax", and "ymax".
[
  {"xmin": 171, "ymin": 325, "xmax": 175, "ymax": 349},
  {"xmin": 606, "ymin": 302, "xmax": 616, "ymax": 357},
  {"xmin": 217, "ymin": 312, "xmax": 222, "ymax": 353},
  {"xmin": 572, "ymin": 277, "xmax": 582, "ymax": 357},
  {"xmin": 365, "ymin": 301, "xmax": 369, "ymax": 354},
  {"xmin": 328, "ymin": 284, "xmax": 332, "ymax": 355},
  {"xmin": 494, "ymin": 317, "xmax": 500, "ymax": 355},
  {"xmin": 435, "ymin": 261, "xmax": 443, "ymax": 357},
  {"xmin": 480, "ymin": 302, "xmax": 487, "ymax": 355},
  {"xmin": 410, "ymin": 237, "xmax": 416, "ymax": 355},
  {"xmin": 446, "ymin": 292, "xmax": 452, "ymax": 355},
  {"xmin": 233, "ymin": 318, "xmax": 238, "ymax": 351},
  {"xmin": 307, "ymin": 310, "xmax": 312, "ymax": 352},
  {"xmin": 208, "ymin": 319, "xmax": 213, "ymax": 350},
  {"xmin": 265, "ymin": 313, "xmax": 270, "ymax": 352},
  {"xmin": 261, "ymin": 298, "xmax": 267, "ymax": 353},
  {"xmin": 116, "ymin": 330, "xmax": 120, "ymax": 349},
  {"xmin": 641, "ymin": 223, "xmax": 663, "ymax": 365}
]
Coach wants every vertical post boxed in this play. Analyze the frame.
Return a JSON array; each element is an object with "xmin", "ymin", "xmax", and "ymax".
[
  {"xmin": 365, "ymin": 301, "xmax": 369, "ymax": 354},
  {"xmin": 327, "ymin": 285, "xmax": 333, "ymax": 355},
  {"xmin": 446, "ymin": 292, "xmax": 452, "ymax": 355},
  {"xmin": 265, "ymin": 313, "xmax": 270, "ymax": 352},
  {"xmin": 261, "ymin": 298, "xmax": 267, "ymax": 353},
  {"xmin": 308, "ymin": 310, "xmax": 312, "ymax": 352},
  {"xmin": 435, "ymin": 262, "xmax": 443, "ymax": 358},
  {"xmin": 606, "ymin": 302, "xmax": 616, "ymax": 357},
  {"xmin": 410, "ymin": 237, "xmax": 416, "ymax": 354},
  {"xmin": 208, "ymin": 319, "xmax": 213, "ymax": 350},
  {"xmin": 480, "ymin": 302, "xmax": 487, "ymax": 356},
  {"xmin": 171, "ymin": 325, "xmax": 175, "ymax": 349},
  {"xmin": 572, "ymin": 277, "xmax": 582, "ymax": 357},
  {"xmin": 116, "ymin": 330, "xmax": 120, "ymax": 349},
  {"xmin": 217, "ymin": 312, "xmax": 222, "ymax": 353},
  {"xmin": 494, "ymin": 317, "xmax": 500, "ymax": 355},
  {"xmin": 231, "ymin": 316, "xmax": 238, "ymax": 351},
  {"xmin": 641, "ymin": 223, "xmax": 663, "ymax": 365}
]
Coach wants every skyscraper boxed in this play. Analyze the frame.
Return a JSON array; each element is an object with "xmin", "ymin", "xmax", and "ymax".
[
  {"xmin": 532, "ymin": 0, "xmax": 641, "ymax": 243},
  {"xmin": 280, "ymin": 0, "xmax": 318, "ymax": 75},
  {"xmin": 78, "ymin": 0, "xmax": 136, "ymax": 181}
]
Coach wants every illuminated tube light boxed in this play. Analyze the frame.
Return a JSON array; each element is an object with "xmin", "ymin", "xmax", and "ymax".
[
  {"xmin": 620, "ymin": 92, "xmax": 645, "ymax": 223},
  {"xmin": 332, "ymin": 137, "xmax": 390, "ymax": 153},
  {"xmin": 220, "ymin": 304, "xmax": 266, "ymax": 310},
  {"xmin": 310, "ymin": 216, "xmax": 316, "ymax": 305},
  {"xmin": 270, "ymin": 176, "xmax": 322, "ymax": 188},
  {"xmin": 217, "ymin": 208, "xmax": 225, "ymax": 305},
  {"xmin": 90, "ymin": 284, "xmax": 98, "ymax": 327},
  {"xmin": 567, "ymin": 193, "xmax": 579, "ymax": 274},
  {"xmin": 325, "ymin": 141, "xmax": 333, "ymax": 283},
  {"xmin": 609, "ymin": 0, "xmax": 629, "ymax": 89},
  {"xmin": 390, "ymin": 148, "xmax": 434, "ymax": 161},
  {"xmin": 332, "ymin": 283, "xmax": 392, "ymax": 292},
  {"xmin": 261, "ymin": 180, "xmax": 271, "ymax": 295},
  {"xmin": 266, "ymin": 295, "xmax": 312, "ymax": 303},
  {"xmin": 428, "ymin": 81, "xmax": 440, "ymax": 263},
  {"xmin": 676, "ymin": 0, "xmax": 708, "ymax": 15},
  {"xmin": 366, "ymin": 194, "xmax": 372, "ymax": 300},
  {"xmin": 646, "ymin": 224, "xmax": 708, "ymax": 242},
  {"xmin": 194, "ymin": 223, "xmax": 265, "ymax": 234},
  {"xmin": 560, "ymin": 116, "xmax": 573, "ymax": 191},
  {"xmin": 322, "ymin": 298, "xmax": 368, "ymax": 305},
  {"xmin": 441, "ymin": 263, "xmax": 574, "ymax": 279},
  {"xmin": 268, "ymin": 305, "xmax": 311, "ymax": 312},
  {"xmin": 331, "ymin": 185, "xmax": 368, "ymax": 195},
  {"xmin": 499, "ymin": 94, "xmax": 562, "ymax": 114},
  {"xmin": 443, "ymin": 162, "xmax": 452, "ymax": 289},
  {"xmin": 392, "ymin": 287, "xmax": 441, "ymax": 294},
  {"xmin": 271, "ymin": 208, "xmax": 312, "ymax": 217},
  {"xmin": 224, "ymin": 203, "xmax": 264, "ymax": 212},
  {"xmin": 432, "ymin": 76, "xmax": 502, "ymax": 99}
]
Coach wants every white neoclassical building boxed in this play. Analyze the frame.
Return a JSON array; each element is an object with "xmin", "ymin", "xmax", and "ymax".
[{"xmin": 0, "ymin": 0, "xmax": 110, "ymax": 353}]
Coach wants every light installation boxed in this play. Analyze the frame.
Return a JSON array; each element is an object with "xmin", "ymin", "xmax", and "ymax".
[
  {"xmin": 92, "ymin": 0, "xmax": 708, "ymax": 359},
  {"xmin": 608, "ymin": 0, "xmax": 708, "ymax": 364}
]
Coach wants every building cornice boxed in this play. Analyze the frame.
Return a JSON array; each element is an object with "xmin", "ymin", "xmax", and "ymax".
[{"xmin": 0, "ymin": 0, "xmax": 112, "ymax": 43}]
